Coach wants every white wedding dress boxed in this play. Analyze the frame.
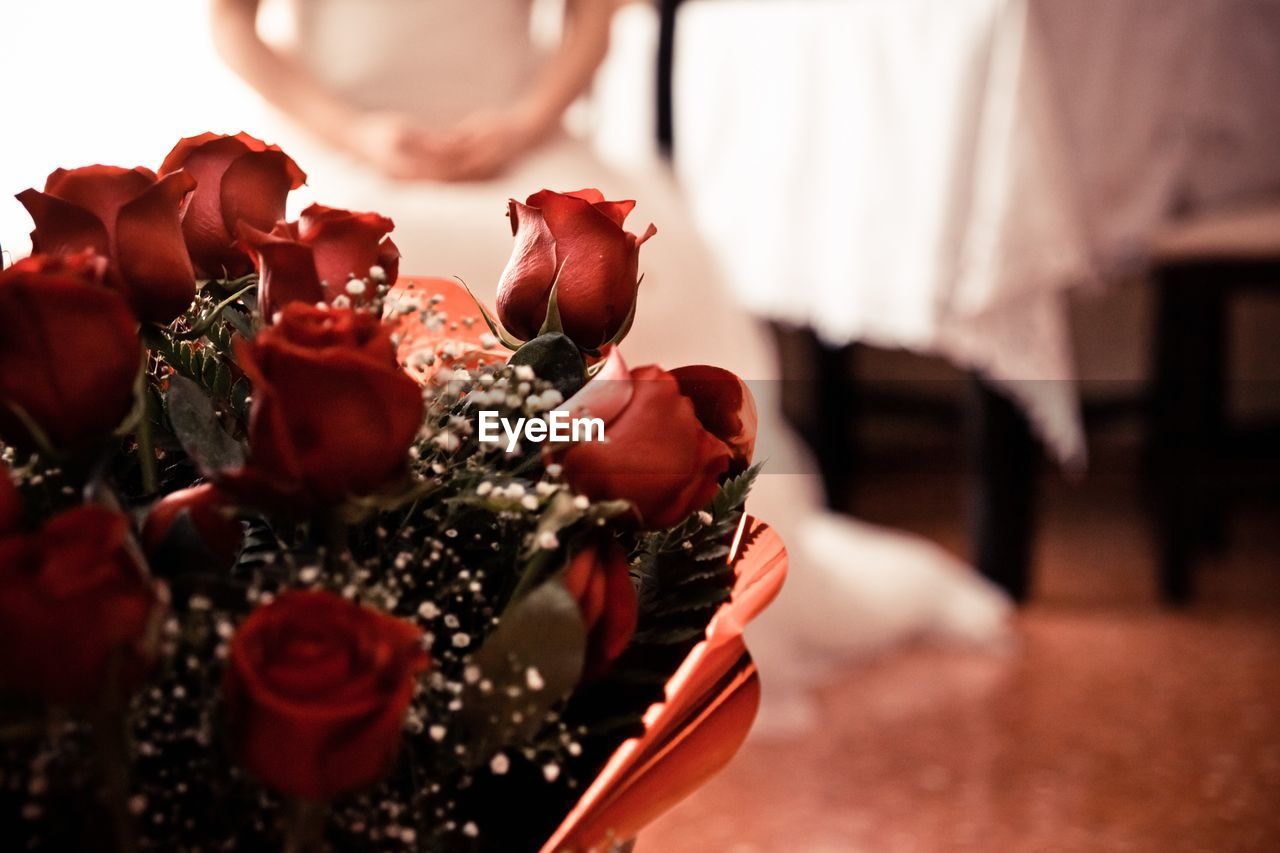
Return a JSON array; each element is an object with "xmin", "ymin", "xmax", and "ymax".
[{"xmin": 276, "ymin": 0, "xmax": 1012, "ymax": 733}]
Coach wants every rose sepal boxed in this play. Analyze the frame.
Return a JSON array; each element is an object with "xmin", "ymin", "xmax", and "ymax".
[{"xmin": 457, "ymin": 277, "xmax": 526, "ymax": 351}]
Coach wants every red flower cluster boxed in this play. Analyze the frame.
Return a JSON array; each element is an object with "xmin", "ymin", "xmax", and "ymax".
[
  {"xmin": 550, "ymin": 350, "xmax": 756, "ymax": 529},
  {"xmin": 498, "ymin": 189, "xmax": 655, "ymax": 349},
  {"xmin": 0, "ymin": 503, "xmax": 165, "ymax": 706},
  {"xmin": 223, "ymin": 590, "xmax": 428, "ymax": 800},
  {"xmin": 18, "ymin": 165, "xmax": 196, "ymax": 323},
  {"xmin": 225, "ymin": 303, "xmax": 424, "ymax": 507},
  {"xmin": 564, "ymin": 538, "xmax": 638, "ymax": 680},
  {"xmin": 0, "ymin": 254, "xmax": 140, "ymax": 451},
  {"xmin": 159, "ymin": 132, "xmax": 306, "ymax": 280},
  {"xmin": 241, "ymin": 203, "xmax": 400, "ymax": 320},
  {"xmin": 1, "ymin": 124, "xmax": 763, "ymax": 818}
]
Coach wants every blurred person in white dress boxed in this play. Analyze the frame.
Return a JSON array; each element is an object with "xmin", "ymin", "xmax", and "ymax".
[{"xmin": 212, "ymin": 0, "xmax": 1011, "ymax": 731}]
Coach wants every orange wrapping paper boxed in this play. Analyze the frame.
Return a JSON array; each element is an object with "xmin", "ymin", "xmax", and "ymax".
[{"xmin": 541, "ymin": 517, "xmax": 788, "ymax": 852}]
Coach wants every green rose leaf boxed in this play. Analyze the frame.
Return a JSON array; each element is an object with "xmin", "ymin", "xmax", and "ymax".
[{"xmin": 166, "ymin": 374, "xmax": 245, "ymax": 473}]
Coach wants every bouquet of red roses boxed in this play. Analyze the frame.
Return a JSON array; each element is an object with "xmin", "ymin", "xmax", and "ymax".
[{"xmin": 0, "ymin": 133, "xmax": 785, "ymax": 852}]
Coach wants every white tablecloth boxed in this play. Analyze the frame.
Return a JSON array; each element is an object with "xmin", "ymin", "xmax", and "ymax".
[{"xmin": 670, "ymin": 0, "xmax": 1280, "ymax": 465}]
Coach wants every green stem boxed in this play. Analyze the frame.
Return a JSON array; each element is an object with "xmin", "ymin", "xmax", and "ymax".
[
  {"xmin": 135, "ymin": 413, "xmax": 158, "ymax": 495},
  {"xmin": 320, "ymin": 510, "xmax": 350, "ymax": 577},
  {"xmin": 90, "ymin": 668, "xmax": 136, "ymax": 853},
  {"xmin": 175, "ymin": 281, "xmax": 257, "ymax": 340},
  {"xmin": 283, "ymin": 798, "xmax": 328, "ymax": 853}
]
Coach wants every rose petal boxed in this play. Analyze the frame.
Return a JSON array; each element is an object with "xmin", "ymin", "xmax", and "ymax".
[
  {"xmin": 238, "ymin": 222, "xmax": 325, "ymax": 320},
  {"xmin": 297, "ymin": 204, "xmax": 396, "ymax": 298},
  {"xmin": 165, "ymin": 135, "xmax": 255, "ymax": 277},
  {"xmin": 669, "ymin": 365, "xmax": 757, "ymax": 470},
  {"xmin": 115, "ymin": 170, "xmax": 198, "ymax": 322},
  {"xmin": 16, "ymin": 188, "xmax": 110, "ymax": 258},
  {"xmin": 217, "ymin": 149, "xmax": 304, "ymax": 262},
  {"xmin": 529, "ymin": 192, "xmax": 638, "ymax": 348},
  {"xmin": 496, "ymin": 200, "xmax": 560, "ymax": 341},
  {"xmin": 43, "ymin": 165, "xmax": 156, "ymax": 236}
]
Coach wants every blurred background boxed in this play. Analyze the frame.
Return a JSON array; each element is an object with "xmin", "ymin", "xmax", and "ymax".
[{"xmin": 4, "ymin": 0, "xmax": 1280, "ymax": 849}]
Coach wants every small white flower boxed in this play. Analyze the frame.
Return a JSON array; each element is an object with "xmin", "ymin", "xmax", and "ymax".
[{"xmin": 345, "ymin": 278, "xmax": 367, "ymax": 296}]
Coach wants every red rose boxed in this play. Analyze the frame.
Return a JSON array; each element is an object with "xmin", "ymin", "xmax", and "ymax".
[
  {"xmin": 0, "ymin": 254, "xmax": 141, "ymax": 451},
  {"xmin": 141, "ymin": 484, "xmax": 244, "ymax": 570},
  {"xmin": 226, "ymin": 304, "xmax": 424, "ymax": 506},
  {"xmin": 17, "ymin": 164, "xmax": 197, "ymax": 323},
  {"xmin": 0, "ymin": 463, "xmax": 20, "ymax": 535},
  {"xmin": 239, "ymin": 203, "xmax": 400, "ymax": 321},
  {"xmin": 563, "ymin": 538, "xmax": 638, "ymax": 680},
  {"xmin": 0, "ymin": 505, "xmax": 164, "ymax": 706},
  {"xmin": 223, "ymin": 590, "xmax": 429, "ymax": 800},
  {"xmin": 385, "ymin": 276, "xmax": 510, "ymax": 385},
  {"xmin": 158, "ymin": 132, "xmax": 306, "ymax": 280},
  {"xmin": 497, "ymin": 189, "xmax": 656, "ymax": 349},
  {"xmin": 551, "ymin": 350, "xmax": 754, "ymax": 530}
]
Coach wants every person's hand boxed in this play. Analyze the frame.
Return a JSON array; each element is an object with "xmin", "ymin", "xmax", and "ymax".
[
  {"xmin": 341, "ymin": 111, "xmax": 450, "ymax": 180},
  {"xmin": 431, "ymin": 109, "xmax": 543, "ymax": 182}
]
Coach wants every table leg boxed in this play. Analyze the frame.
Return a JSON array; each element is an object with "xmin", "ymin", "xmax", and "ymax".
[
  {"xmin": 964, "ymin": 377, "xmax": 1038, "ymax": 602},
  {"xmin": 1149, "ymin": 264, "xmax": 1227, "ymax": 603},
  {"xmin": 656, "ymin": 0, "xmax": 681, "ymax": 156}
]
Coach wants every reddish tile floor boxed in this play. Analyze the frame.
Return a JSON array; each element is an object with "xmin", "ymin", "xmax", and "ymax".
[{"xmin": 641, "ymin": 467, "xmax": 1280, "ymax": 852}]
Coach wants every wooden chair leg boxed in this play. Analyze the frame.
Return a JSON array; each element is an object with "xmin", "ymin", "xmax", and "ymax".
[{"xmin": 964, "ymin": 377, "xmax": 1038, "ymax": 602}]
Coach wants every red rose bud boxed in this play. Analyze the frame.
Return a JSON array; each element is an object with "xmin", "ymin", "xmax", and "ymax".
[
  {"xmin": 551, "ymin": 350, "xmax": 752, "ymax": 530},
  {"xmin": 141, "ymin": 484, "xmax": 244, "ymax": 571},
  {"xmin": 159, "ymin": 132, "xmax": 306, "ymax": 280},
  {"xmin": 226, "ymin": 304, "xmax": 424, "ymax": 507},
  {"xmin": 497, "ymin": 189, "xmax": 655, "ymax": 349},
  {"xmin": 239, "ymin": 203, "xmax": 400, "ymax": 321},
  {"xmin": 0, "ymin": 505, "xmax": 165, "ymax": 706},
  {"xmin": 0, "ymin": 255, "xmax": 141, "ymax": 451},
  {"xmin": 0, "ymin": 463, "xmax": 20, "ymax": 535},
  {"xmin": 17, "ymin": 165, "xmax": 197, "ymax": 323},
  {"xmin": 223, "ymin": 590, "xmax": 429, "ymax": 800},
  {"xmin": 563, "ymin": 538, "xmax": 638, "ymax": 680}
]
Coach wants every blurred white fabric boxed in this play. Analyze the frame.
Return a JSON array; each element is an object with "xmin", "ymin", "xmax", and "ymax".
[{"xmin": 669, "ymin": 0, "xmax": 1280, "ymax": 466}]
